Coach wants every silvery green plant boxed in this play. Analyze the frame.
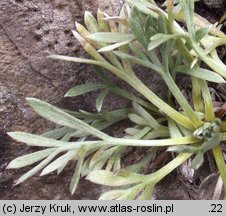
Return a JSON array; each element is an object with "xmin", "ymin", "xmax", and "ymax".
[{"xmin": 7, "ymin": 0, "xmax": 226, "ymax": 199}]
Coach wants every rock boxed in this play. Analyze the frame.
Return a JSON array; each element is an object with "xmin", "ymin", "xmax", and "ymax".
[
  {"xmin": 0, "ymin": 0, "xmax": 129, "ymax": 133},
  {"xmin": 99, "ymin": 0, "xmax": 125, "ymax": 15},
  {"xmin": 203, "ymin": 0, "xmax": 226, "ymax": 10}
]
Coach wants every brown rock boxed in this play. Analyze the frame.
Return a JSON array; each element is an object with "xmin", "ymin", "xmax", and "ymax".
[{"xmin": 203, "ymin": 0, "xmax": 226, "ymax": 10}]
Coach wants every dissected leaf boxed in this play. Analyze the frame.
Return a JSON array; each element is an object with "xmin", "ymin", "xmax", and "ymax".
[
  {"xmin": 179, "ymin": 0, "xmax": 195, "ymax": 38},
  {"xmin": 42, "ymin": 127, "xmax": 74, "ymax": 140},
  {"xmin": 167, "ymin": 145, "xmax": 200, "ymax": 154},
  {"xmin": 7, "ymin": 132, "xmax": 71, "ymax": 147},
  {"xmin": 86, "ymin": 169, "xmax": 146, "ymax": 186},
  {"xmin": 143, "ymin": 129, "xmax": 169, "ymax": 139},
  {"xmin": 126, "ymin": 148, "xmax": 158, "ymax": 173},
  {"xmin": 114, "ymin": 51, "xmax": 161, "ymax": 73},
  {"xmin": 50, "ymin": 55, "xmax": 102, "ymax": 66},
  {"xmin": 157, "ymin": 13, "xmax": 168, "ymax": 34},
  {"xmin": 41, "ymin": 150, "xmax": 77, "ymax": 176},
  {"xmin": 98, "ymin": 39, "xmax": 133, "ymax": 52},
  {"xmin": 65, "ymin": 83, "xmax": 105, "ymax": 97},
  {"xmin": 131, "ymin": 127, "xmax": 151, "ymax": 139},
  {"xmin": 132, "ymin": 102, "xmax": 162, "ymax": 128},
  {"xmin": 87, "ymin": 32, "xmax": 134, "ymax": 43},
  {"xmin": 129, "ymin": 7, "xmax": 147, "ymax": 46},
  {"xmin": 70, "ymin": 147, "xmax": 86, "ymax": 194},
  {"xmin": 129, "ymin": 43, "xmax": 149, "ymax": 60},
  {"xmin": 125, "ymin": 127, "xmax": 141, "ymax": 136},
  {"xmin": 7, "ymin": 148, "xmax": 56, "ymax": 169},
  {"xmin": 14, "ymin": 150, "xmax": 61, "ymax": 185},
  {"xmin": 148, "ymin": 33, "xmax": 181, "ymax": 50},
  {"xmin": 128, "ymin": 113, "xmax": 150, "ymax": 126},
  {"xmin": 26, "ymin": 98, "xmax": 110, "ymax": 140},
  {"xmin": 89, "ymin": 147, "xmax": 111, "ymax": 168},
  {"xmin": 195, "ymin": 27, "xmax": 210, "ymax": 42},
  {"xmin": 175, "ymin": 66, "xmax": 225, "ymax": 83},
  {"xmin": 95, "ymin": 89, "xmax": 109, "ymax": 112},
  {"xmin": 127, "ymin": 0, "xmax": 159, "ymax": 18}
]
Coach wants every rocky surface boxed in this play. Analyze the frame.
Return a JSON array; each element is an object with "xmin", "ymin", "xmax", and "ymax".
[
  {"xmin": 0, "ymin": 0, "xmax": 125, "ymax": 135},
  {"xmin": 203, "ymin": 0, "xmax": 225, "ymax": 10}
]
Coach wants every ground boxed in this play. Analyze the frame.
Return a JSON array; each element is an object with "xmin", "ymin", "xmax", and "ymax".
[{"xmin": 0, "ymin": 0, "xmax": 226, "ymax": 200}]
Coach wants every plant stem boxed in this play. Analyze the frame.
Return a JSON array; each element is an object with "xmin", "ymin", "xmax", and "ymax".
[
  {"xmin": 162, "ymin": 72, "xmax": 203, "ymax": 128},
  {"xmin": 147, "ymin": 153, "xmax": 192, "ymax": 183},
  {"xmin": 109, "ymin": 135, "xmax": 198, "ymax": 147}
]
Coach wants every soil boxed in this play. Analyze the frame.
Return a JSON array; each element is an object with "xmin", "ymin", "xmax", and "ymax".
[{"xmin": 0, "ymin": 0, "xmax": 226, "ymax": 200}]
